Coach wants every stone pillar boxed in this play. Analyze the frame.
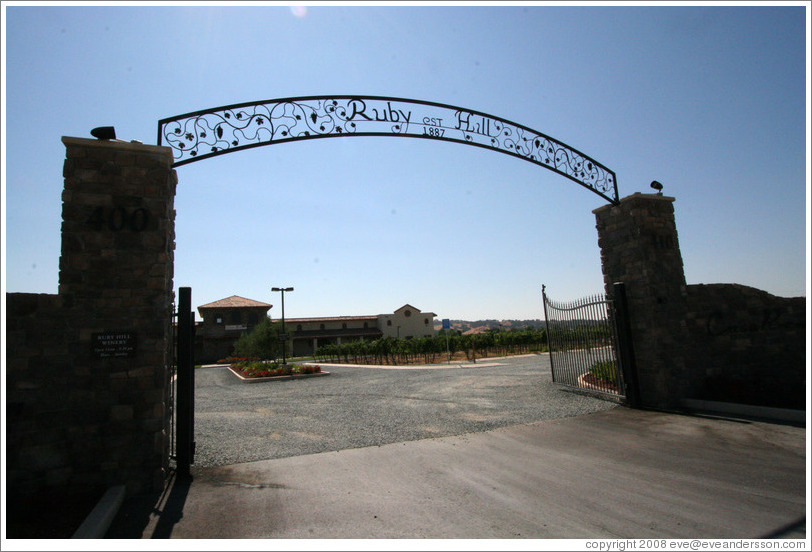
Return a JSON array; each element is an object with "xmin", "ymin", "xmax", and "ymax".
[
  {"xmin": 59, "ymin": 137, "xmax": 176, "ymax": 493},
  {"xmin": 593, "ymin": 193, "xmax": 689, "ymax": 410}
]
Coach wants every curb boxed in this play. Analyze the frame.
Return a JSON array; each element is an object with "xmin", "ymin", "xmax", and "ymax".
[
  {"xmin": 576, "ymin": 373, "xmax": 622, "ymax": 395},
  {"xmin": 681, "ymin": 399, "xmax": 806, "ymax": 424},
  {"xmin": 300, "ymin": 353, "xmax": 547, "ymax": 370},
  {"xmin": 72, "ymin": 484, "xmax": 126, "ymax": 539},
  {"xmin": 228, "ymin": 366, "xmax": 331, "ymax": 383}
]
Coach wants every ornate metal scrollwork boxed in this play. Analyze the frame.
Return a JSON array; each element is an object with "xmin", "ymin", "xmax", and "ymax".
[{"xmin": 158, "ymin": 95, "xmax": 618, "ymax": 204}]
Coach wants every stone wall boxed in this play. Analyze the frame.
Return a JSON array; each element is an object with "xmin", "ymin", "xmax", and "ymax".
[
  {"xmin": 594, "ymin": 193, "xmax": 806, "ymax": 411},
  {"xmin": 5, "ymin": 293, "xmax": 74, "ymax": 494},
  {"xmin": 684, "ymin": 284, "xmax": 806, "ymax": 410},
  {"xmin": 5, "ymin": 137, "xmax": 177, "ymax": 500}
]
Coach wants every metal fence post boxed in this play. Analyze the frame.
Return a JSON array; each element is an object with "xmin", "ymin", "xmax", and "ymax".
[
  {"xmin": 612, "ymin": 282, "xmax": 641, "ymax": 408},
  {"xmin": 189, "ymin": 310, "xmax": 196, "ymax": 464},
  {"xmin": 176, "ymin": 287, "xmax": 194, "ymax": 479},
  {"xmin": 542, "ymin": 285, "xmax": 556, "ymax": 376}
]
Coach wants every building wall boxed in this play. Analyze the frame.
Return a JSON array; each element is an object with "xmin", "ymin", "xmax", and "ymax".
[
  {"xmin": 378, "ymin": 305, "xmax": 436, "ymax": 339},
  {"xmin": 191, "ymin": 305, "xmax": 437, "ymax": 362},
  {"xmin": 289, "ymin": 316, "xmax": 381, "ymax": 357},
  {"xmin": 285, "ymin": 307, "xmax": 438, "ymax": 357},
  {"xmin": 290, "ymin": 317, "xmax": 378, "ymax": 333},
  {"xmin": 195, "ymin": 306, "xmax": 271, "ymax": 363},
  {"xmin": 198, "ymin": 306, "xmax": 270, "ymax": 336}
]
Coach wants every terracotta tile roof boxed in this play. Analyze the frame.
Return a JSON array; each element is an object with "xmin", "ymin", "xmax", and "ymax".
[{"xmin": 197, "ymin": 295, "xmax": 272, "ymax": 309}]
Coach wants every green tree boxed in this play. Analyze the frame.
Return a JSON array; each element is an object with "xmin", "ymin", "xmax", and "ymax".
[{"xmin": 232, "ymin": 318, "xmax": 284, "ymax": 360}]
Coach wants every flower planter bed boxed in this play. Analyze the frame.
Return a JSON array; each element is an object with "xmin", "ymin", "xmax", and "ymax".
[
  {"xmin": 226, "ymin": 359, "xmax": 329, "ymax": 383},
  {"xmin": 577, "ymin": 372, "xmax": 620, "ymax": 394},
  {"xmin": 228, "ymin": 366, "xmax": 330, "ymax": 383}
]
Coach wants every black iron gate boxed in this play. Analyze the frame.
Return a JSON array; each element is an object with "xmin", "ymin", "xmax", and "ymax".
[
  {"xmin": 170, "ymin": 287, "xmax": 196, "ymax": 479},
  {"xmin": 542, "ymin": 282, "xmax": 639, "ymax": 407},
  {"xmin": 168, "ymin": 303, "xmax": 177, "ymax": 465}
]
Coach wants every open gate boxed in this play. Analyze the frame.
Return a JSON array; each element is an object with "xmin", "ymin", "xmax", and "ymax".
[
  {"xmin": 170, "ymin": 287, "xmax": 196, "ymax": 479},
  {"xmin": 168, "ymin": 302, "xmax": 177, "ymax": 467},
  {"xmin": 542, "ymin": 282, "xmax": 640, "ymax": 407}
]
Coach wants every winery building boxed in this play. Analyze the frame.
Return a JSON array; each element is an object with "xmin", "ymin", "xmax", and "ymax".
[
  {"xmin": 194, "ymin": 297, "xmax": 437, "ymax": 363},
  {"xmin": 288, "ymin": 304, "xmax": 437, "ymax": 357},
  {"xmin": 195, "ymin": 295, "xmax": 273, "ymax": 363}
]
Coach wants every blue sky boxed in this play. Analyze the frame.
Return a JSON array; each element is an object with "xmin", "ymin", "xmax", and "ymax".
[{"xmin": 2, "ymin": 2, "xmax": 809, "ymax": 321}]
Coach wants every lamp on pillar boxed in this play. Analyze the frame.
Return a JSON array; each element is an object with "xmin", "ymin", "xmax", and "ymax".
[
  {"xmin": 272, "ymin": 286, "xmax": 294, "ymax": 365},
  {"xmin": 650, "ymin": 180, "xmax": 664, "ymax": 195},
  {"xmin": 90, "ymin": 126, "xmax": 117, "ymax": 140}
]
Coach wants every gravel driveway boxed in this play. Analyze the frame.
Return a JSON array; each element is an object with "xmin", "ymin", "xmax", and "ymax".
[{"xmin": 191, "ymin": 354, "xmax": 619, "ymax": 467}]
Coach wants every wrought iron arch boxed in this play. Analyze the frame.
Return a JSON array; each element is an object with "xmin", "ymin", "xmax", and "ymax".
[{"xmin": 158, "ymin": 95, "xmax": 619, "ymax": 204}]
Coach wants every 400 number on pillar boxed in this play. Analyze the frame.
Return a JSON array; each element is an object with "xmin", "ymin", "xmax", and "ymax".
[{"xmin": 86, "ymin": 206, "xmax": 150, "ymax": 232}]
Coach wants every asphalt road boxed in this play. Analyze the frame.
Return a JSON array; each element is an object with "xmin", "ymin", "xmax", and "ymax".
[
  {"xmin": 192, "ymin": 353, "xmax": 619, "ymax": 467},
  {"xmin": 110, "ymin": 391, "xmax": 807, "ymax": 539},
  {"xmin": 107, "ymin": 354, "xmax": 806, "ymax": 540}
]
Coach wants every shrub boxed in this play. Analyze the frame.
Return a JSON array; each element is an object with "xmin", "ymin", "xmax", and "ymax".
[
  {"xmin": 589, "ymin": 360, "xmax": 618, "ymax": 384},
  {"xmin": 232, "ymin": 318, "xmax": 284, "ymax": 359},
  {"xmin": 218, "ymin": 356, "xmax": 259, "ymax": 364},
  {"xmin": 291, "ymin": 364, "xmax": 322, "ymax": 375}
]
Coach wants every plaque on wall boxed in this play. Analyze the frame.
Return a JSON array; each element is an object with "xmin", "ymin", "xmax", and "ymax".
[{"xmin": 92, "ymin": 332, "xmax": 137, "ymax": 358}]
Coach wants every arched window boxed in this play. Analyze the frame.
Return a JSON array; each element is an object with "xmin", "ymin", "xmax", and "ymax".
[
  {"xmin": 404, "ymin": 310, "xmax": 412, "ymax": 317},
  {"xmin": 231, "ymin": 312, "xmax": 241, "ymax": 324},
  {"xmin": 296, "ymin": 324, "xmax": 302, "ymax": 331},
  {"xmin": 342, "ymin": 323, "xmax": 347, "ymax": 329},
  {"xmin": 363, "ymin": 322, "xmax": 368, "ymax": 329},
  {"xmin": 320, "ymin": 324, "xmax": 325, "ymax": 330},
  {"xmin": 387, "ymin": 320, "xmax": 392, "ymax": 326},
  {"xmin": 215, "ymin": 314, "xmax": 223, "ymax": 325},
  {"xmin": 424, "ymin": 318, "xmax": 429, "ymax": 325},
  {"xmin": 249, "ymin": 313, "xmax": 258, "ymax": 325}
]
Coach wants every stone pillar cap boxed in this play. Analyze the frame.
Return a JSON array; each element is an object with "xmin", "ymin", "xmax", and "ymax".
[
  {"xmin": 62, "ymin": 136, "xmax": 174, "ymax": 161},
  {"xmin": 593, "ymin": 192, "xmax": 675, "ymax": 213}
]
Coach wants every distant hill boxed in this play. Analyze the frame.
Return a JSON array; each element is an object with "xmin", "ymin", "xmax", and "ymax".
[{"xmin": 433, "ymin": 319, "xmax": 547, "ymax": 334}]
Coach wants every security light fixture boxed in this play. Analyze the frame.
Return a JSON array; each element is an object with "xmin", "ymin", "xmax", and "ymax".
[
  {"xmin": 90, "ymin": 126, "xmax": 116, "ymax": 140},
  {"xmin": 650, "ymin": 180, "xmax": 664, "ymax": 195}
]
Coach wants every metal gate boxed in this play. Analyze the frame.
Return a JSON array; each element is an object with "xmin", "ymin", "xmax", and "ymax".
[
  {"xmin": 542, "ymin": 282, "xmax": 639, "ymax": 406},
  {"xmin": 169, "ymin": 287, "xmax": 196, "ymax": 479},
  {"xmin": 168, "ymin": 302, "xmax": 177, "ymax": 465}
]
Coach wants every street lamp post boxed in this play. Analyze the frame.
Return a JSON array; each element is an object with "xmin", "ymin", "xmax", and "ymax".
[{"xmin": 272, "ymin": 286, "xmax": 294, "ymax": 365}]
